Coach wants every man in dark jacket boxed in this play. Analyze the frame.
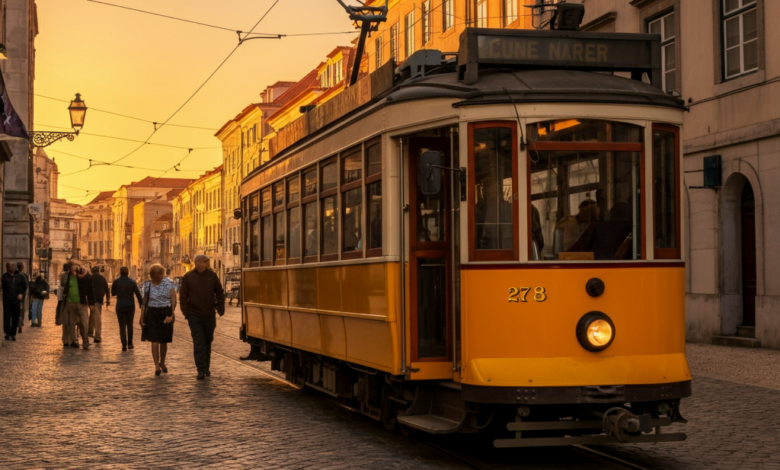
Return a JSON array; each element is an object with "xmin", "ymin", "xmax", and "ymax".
[
  {"xmin": 2, "ymin": 262, "xmax": 27, "ymax": 341},
  {"xmin": 88, "ymin": 266, "xmax": 110, "ymax": 343},
  {"xmin": 61, "ymin": 262, "xmax": 95, "ymax": 349},
  {"xmin": 16, "ymin": 262, "xmax": 30, "ymax": 333},
  {"xmin": 179, "ymin": 254, "xmax": 225, "ymax": 380},
  {"xmin": 111, "ymin": 266, "xmax": 143, "ymax": 351}
]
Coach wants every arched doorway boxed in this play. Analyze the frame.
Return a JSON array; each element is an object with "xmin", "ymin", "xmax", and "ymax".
[{"xmin": 741, "ymin": 182, "xmax": 757, "ymax": 327}]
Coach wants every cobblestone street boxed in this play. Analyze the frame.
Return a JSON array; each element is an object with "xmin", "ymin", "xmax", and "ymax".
[{"xmin": 1, "ymin": 301, "xmax": 780, "ymax": 469}]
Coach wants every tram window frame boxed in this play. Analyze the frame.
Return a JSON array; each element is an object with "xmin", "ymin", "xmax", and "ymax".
[
  {"xmin": 302, "ymin": 165, "xmax": 319, "ymax": 263},
  {"xmin": 261, "ymin": 188, "xmax": 273, "ymax": 266},
  {"xmin": 341, "ymin": 146, "xmax": 364, "ymax": 260},
  {"xmin": 652, "ymin": 124, "xmax": 681, "ymax": 260},
  {"xmin": 273, "ymin": 181, "xmax": 286, "ymax": 265},
  {"xmin": 526, "ymin": 119, "xmax": 646, "ymax": 262},
  {"xmin": 287, "ymin": 174, "xmax": 302, "ymax": 264},
  {"xmin": 468, "ymin": 121, "xmax": 519, "ymax": 262},
  {"xmin": 365, "ymin": 138, "xmax": 383, "ymax": 258},
  {"xmin": 320, "ymin": 158, "xmax": 339, "ymax": 262}
]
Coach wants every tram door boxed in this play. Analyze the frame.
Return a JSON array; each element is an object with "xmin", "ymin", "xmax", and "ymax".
[{"xmin": 409, "ymin": 138, "xmax": 452, "ymax": 365}]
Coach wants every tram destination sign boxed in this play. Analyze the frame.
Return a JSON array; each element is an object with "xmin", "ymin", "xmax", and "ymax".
[{"xmin": 458, "ymin": 28, "xmax": 662, "ymax": 87}]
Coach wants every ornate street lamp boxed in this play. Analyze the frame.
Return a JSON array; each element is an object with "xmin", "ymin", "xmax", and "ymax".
[{"xmin": 30, "ymin": 93, "xmax": 88, "ymax": 148}]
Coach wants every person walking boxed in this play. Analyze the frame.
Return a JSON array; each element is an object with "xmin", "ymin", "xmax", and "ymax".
[
  {"xmin": 29, "ymin": 274, "xmax": 50, "ymax": 327},
  {"xmin": 140, "ymin": 264, "xmax": 176, "ymax": 376},
  {"xmin": 179, "ymin": 254, "xmax": 225, "ymax": 380},
  {"xmin": 88, "ymin": 266, "xmax": 110, "ymax": 343},
  {"xmin": 58, "ymin": 263, "xmax": 71, "ymax": 347},
  {"xmin": 15, "ymin": 262, "xmax": 30, "ymax": 334},
  {"xmin": 111, "ymin": 266, "xmax": 143, "ymax": 351},
  {"xmin": 2, "ymin": 262, "xmax": 27, "ymax": 341},
  {"xmin": 62, "ymin": 262, "xmax": 95, "ymax": 350}
]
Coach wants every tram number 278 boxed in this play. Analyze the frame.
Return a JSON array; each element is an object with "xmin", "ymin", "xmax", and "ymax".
[{"xmin": 508, "ymin": 287, "xmax": 547, "ymax": 303}]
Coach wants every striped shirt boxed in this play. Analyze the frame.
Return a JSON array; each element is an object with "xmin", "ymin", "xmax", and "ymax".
[{"xmin": 146, "ymin": 278, "xmax": 174, "ymax": 308}]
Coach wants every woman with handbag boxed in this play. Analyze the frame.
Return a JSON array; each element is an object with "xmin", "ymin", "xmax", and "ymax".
[
  {"xmin": 140, "ymin": 264, "xmax": 176, "ymax": 376},
  {"xmin": 30, "ymin": 274, "xmax": 49, "ymax": 327}
]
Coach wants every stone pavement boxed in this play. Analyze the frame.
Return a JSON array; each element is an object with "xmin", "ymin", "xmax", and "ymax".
[{"xmin": 1, "ymin": 300, "xmax": 780, "ymax": 469}]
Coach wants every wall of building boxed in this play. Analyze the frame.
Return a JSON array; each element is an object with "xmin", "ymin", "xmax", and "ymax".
[{"xmin": 2, "ymin": 0, "xmax": 36, "ymax": 273}]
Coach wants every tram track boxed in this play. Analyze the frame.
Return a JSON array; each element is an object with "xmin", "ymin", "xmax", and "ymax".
[{"xmin": 121, "ymin": 309, "xmax": 651, "ymax": 470}]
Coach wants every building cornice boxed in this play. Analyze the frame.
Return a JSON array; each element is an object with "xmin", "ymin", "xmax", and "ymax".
[
  {"xmin": 630, "ymin": 0, "xmax": 663, "ymax": 8},
  {"xmin": 580, "ymin": 11, "xmax": 617, "ymax": 32}
]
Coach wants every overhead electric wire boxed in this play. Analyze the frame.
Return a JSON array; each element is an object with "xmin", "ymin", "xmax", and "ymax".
[
  {"xmin": 85, "ymin": 0, "xmax": 357, "ymax": 38},
  {"xmin": 107, "ymin": 0, "xmax": 283, "ymax": 167},
  {"xmin": 47, "ymin": 148, "xmax": 216, "ymax": 176}
]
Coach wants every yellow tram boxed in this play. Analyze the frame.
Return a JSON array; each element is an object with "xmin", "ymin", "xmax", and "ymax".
[{"xmin": 238, "ymin": 26, "xmax": 690, "ymax": 447}]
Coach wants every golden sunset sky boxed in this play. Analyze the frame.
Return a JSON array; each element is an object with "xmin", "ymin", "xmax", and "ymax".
[{"xmin": 34, "ymin": 0, "xmax": 357, "ymax": 204}]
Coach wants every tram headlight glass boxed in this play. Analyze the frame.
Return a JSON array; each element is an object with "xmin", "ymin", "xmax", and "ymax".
[
  {"xmin": 587, "ymin": 320, "xmax": 612, "ymax": 347},
  {"xmin": 576, "ymin": 312, "xmax": 615, "ymax": 352}
]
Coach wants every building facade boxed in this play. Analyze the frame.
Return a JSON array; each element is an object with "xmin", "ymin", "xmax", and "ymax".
[
  {"xmin": 32, "ymin": 148, "xmax": 57, "ymax": 279},
  {"xmin": 76, "ymin": 191, "xmax": 115, "ymax": 280},
  {"xmin": 571, "ymin": 1, "xmax": 779, "ymax": 347},
  {"xmin": 2, "ymin": 0, "xmax": 38, "ymax": 276},
  {"xmin": 131, "ymin": 198, "xmax": 173, "ymax": 279},
  {"xmin": 171, "ymin": 188, "xmax": 193, "ymax": 277},
  {"xmin": 48, "ymin": 198, "xmax": 80, "ymax": 278},
  {"xmin": 171, "ymin": 167, "xmax": 223, "ymax": 279},
  {"xmin": 110, "ymin": 177, "xmax": 192, "ymax": 278}
]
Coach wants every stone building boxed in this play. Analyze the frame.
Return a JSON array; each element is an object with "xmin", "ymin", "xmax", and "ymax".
[
  {"xmin": 171, "ymin": 188, "xmax": 193, "ymax": 277},
  {"xmin": 76, "ymin": 191, "xmax": 115, "ymax": 280},
  {"xmin": 31, "ymin": 148, "xmax": 57, "ymax": 278},
  {"xmin": 149, "ymin": 213, "xmax": 173, "ymax": 272},
  {"xmin": 1, "ymin": 0, "xmax": 38, "ymax": 274},
  {"xmin": 572, "ymin": 1, "xmax": 779, "ymax": 347},
  {"xmin": 110, "ymin": 177, "xmax": 192, "ymax": 278},
  {"xmin": 171, "ymin": 167, "xmax": 223, "ymax": 279},
  {"xmin": 48, "ymin": 198, "xmax": 80, "ymax": 279},
  {"xmin": 215, "ymin": 82, "xmax": 294, "ymax": 278},
  {"xmin": 130, "ymin": 192, "xmax": 178, "ymax": 280}
]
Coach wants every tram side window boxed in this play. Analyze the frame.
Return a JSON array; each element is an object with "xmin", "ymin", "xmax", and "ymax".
[
  {"xmin": 321, "ymin": 160, "xmax": 339, "ymax": 261},
  {"xmin": 469, "ymin": 123, "xmax": 517, "ymax": 261},
  {"xmin": 366, "ymin": 140, "xmax": 382, "ymax": 256},
  {"xmin": 249, "ymin": 194, "xmax": 259, "ymax": 263},
  {"xmin": 653, "ymin": 125, "xmax": 680, "ymax": 259},
  {"xmin": 261, "ymin": 188, "xmax": 272, "ymax": 263},
  {"xmin": 528, "ymin": 120, "xmax": 643, "ymax": 261},
  {"xmin": 342, "ymin": 146, "xmax": 363, "ymax": 258},
  {"xmin": 273, "ymin": 181, "xmax": 286, "ymax": 263},
  {"xmin": 303, "ymin": 167, "xmax": 318, "ymax": 260},
  {"xmin": 288, "ymin": 176, "xmax": 301, "ymax": 260}
]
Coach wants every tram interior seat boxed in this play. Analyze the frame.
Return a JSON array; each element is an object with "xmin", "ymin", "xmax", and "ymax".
[{"xmin": 563, "ymin": 221, "xmax": 633, "ymax": 260}]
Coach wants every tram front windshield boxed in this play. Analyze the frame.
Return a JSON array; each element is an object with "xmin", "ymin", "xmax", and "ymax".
[{"xmin": 528, "ymin": 120, "xmax": 643, "ymax": 261}]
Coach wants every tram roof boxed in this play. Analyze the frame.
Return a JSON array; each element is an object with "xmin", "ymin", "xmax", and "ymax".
[{"xmin": 385, "ymin": 68, "xmax": 685, "ymax": 110}]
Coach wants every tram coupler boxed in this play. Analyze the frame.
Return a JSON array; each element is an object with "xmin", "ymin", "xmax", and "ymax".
[{"xmin": 603, "ymin": 407, "xmax": 653, "ymax": 443}]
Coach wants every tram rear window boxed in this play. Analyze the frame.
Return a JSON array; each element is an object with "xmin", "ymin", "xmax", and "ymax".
[{"xmin": 528, "ymin": 120, "xmax": 643, "ymax": 262}]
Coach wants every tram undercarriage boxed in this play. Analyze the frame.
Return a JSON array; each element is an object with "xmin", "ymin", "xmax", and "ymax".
[{"xmin": 242, "ymin": 338, "xmax": 688, "ymax": 447}]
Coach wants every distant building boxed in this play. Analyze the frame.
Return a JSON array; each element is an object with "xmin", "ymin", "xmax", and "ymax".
[
  {"xmin": 49, "ymin": 199, "xmax": 81, "ymax": 280},
  {"xmin": 171, "ymin": 166, "xmax": 223, "ymax": 279},
  {"xmin": 110, "ymin": 177, "xmax": 192, "ymax": 278},
  {"xmin": 76, "ymin": 191, "xmax": 115, "ymax": 280},
  {"xmin": 32, "ymin": 148, "xmax": 58, "ymax": 279}
]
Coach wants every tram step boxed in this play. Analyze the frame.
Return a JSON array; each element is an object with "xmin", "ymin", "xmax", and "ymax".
[
  {"xmin": 397, "ymin": 414, "xmax": 462, "ymax": 434},
  {"xmin": 737, "ymin": 326, "xmax": 756, "ymax": 338},
  {"xmin": 712, "ymin": 335, "xmax": 761, "ymax": 348}
]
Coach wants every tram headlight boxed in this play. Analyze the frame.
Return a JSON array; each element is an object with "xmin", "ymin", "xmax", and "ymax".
[{"xmin": 576, "ymin": 312, "xmax": 615, "ymax": 352}]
